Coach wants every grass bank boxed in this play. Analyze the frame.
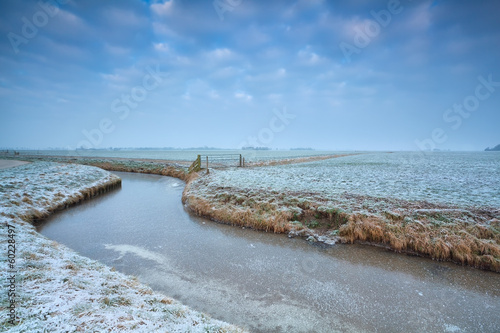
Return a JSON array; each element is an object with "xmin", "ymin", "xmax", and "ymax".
[
  {"xmin": 183, "ymin": 169, "xmax": 500, "ymax": 273},
  {"xmin": 2, "ymin": 155, "xmax": 193, "ymax": 181}
]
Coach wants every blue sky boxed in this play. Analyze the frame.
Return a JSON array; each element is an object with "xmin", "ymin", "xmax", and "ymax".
[{"xmin": 1, "ymin": 0, "xmax": 499, "ymax": 151}]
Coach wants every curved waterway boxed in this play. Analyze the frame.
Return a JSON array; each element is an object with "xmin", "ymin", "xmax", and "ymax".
[{"xmin": 38, "ymin": 172, "xmax": 500, "ymax": 333}]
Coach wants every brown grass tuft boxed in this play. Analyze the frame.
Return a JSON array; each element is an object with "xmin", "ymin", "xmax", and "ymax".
[{"xmin": 339, "ymin": 214, "xmax": 500, "ymax": 272}]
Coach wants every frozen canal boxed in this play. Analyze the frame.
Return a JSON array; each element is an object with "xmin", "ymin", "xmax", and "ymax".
[{"xmin": 38, "ymin": 172, "xmax": 500, "ymax": 333}]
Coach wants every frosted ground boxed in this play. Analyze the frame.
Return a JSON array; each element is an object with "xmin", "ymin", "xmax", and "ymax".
[
  {"xmin": 209, "ymin": 152, "xmax": 500, "ymax": 209},
  {"xmin": 0, "ymin": 162, "xmax": 243, "ymax": 332},
  {"xmin": 14, "ymin": 149, "xmax": 347, "ymax": 162}
]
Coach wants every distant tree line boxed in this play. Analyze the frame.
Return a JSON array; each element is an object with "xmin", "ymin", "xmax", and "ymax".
[{"xmin": 485, "ymin": 144, "xmax": 500, "ymax": 151}]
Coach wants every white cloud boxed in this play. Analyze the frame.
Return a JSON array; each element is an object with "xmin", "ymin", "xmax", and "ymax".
[
  {"xmin": 403, "ymin": 3, "xmax": 432, "ymax": 32},
  {"xmin": 152, "ymin": 22, "xmax": 179, "ymax": 38},
  {"xmin": 338, "ymin": 17, "xmax": 372, "ymax": 40},
  {"xmin": 99, "ymin": 66, "xmax": 143, "ymax": 90},
  {"xmin": 234, "ymin": 91, "xmax": 253, "ymax": 101},
  {"xmin": 151, "ymin": 0, "xmax": 175, "ymax": 17},
  {"xmin": 245, "ymin": 68, "xmax": 286, "ymax": 82},
  {"xmin": 104, "ymin": 7, "xmax": 145, "ymax": 28},
  {"xmin": 153, "ymin": 42, "xmax": 170, "ymax": 53},
  {"xmin": 182, "ymin": 79, "xmax": 219, "ymax": 100},
  {"xmin": 207, "ymin": 48, "xmax": 233, "ymax": 60},
  {"xmin": 297, "ymin": 46, "xmax": 324, "ymax": 65},
  {"xmin": 56, "ymin": 9, "xmax": 87, "ymax": 31}
]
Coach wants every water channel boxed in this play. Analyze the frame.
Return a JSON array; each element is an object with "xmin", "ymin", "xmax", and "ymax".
[{"xmin": 37, "ymin": 172, "xmax": 500, "ymax": 332}]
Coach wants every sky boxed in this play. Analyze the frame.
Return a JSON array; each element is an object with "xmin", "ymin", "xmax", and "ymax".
[{"xmin": 0, "ymin": 0, "xmax": 499, "ymax": 151}]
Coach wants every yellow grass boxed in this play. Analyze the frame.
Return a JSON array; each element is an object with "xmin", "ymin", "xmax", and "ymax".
[{"xmin": 338, "ymin": 214, "xmax": 500, "ymax": 272}]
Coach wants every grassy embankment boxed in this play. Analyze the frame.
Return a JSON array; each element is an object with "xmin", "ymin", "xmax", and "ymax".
[
  {"xmin": 8, "ymin": 154, "xmax": 500, "ymax": 272},
  {"xmin": 3, "ymin": 155, "xmax": 192, "ymax": 181},
  {"xmin": 184, "ymin": 173, "xmax": 499, "ymax": 272}
]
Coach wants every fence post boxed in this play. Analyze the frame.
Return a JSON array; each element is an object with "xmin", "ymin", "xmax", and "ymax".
[
  {"xmin": 206, "ymin": 156, "xmax": 209, "ymax": 174},
  {"xmin": 243, "ymin": 157, "xmax": 245, "ymax": 167},
  {"xmin": 239, "ymin": 154, "xmax": 242, "ymax": 167}
]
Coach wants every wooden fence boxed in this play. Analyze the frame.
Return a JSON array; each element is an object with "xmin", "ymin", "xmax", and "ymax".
[
  {"xmin": 0, "ymin": 150, "xmax": 19, "ymax": 156},
  {"xmin": 188, "ymin": 154, "xmax": 244, "ymax": 173}
]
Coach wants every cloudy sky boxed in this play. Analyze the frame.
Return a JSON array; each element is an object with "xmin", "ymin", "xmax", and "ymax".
[{"xmin": 1, "ymin": 0, "xmax": 499, "ymax": 151}]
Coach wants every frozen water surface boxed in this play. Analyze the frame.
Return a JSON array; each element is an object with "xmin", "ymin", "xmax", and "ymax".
[{"xmin": 38, "ymin": 172, "xmax": 500, "ymax": 333}]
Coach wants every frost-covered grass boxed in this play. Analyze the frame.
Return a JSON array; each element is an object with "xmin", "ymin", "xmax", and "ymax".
[
  {"xmin": 11, "ymin": 149, "xmax": 345, "ymax": 162},
  {"xmin": 0, "ymin": 162, "xmax": 244, "ymax": 332},
  {"xmin": 210, "ymin": 152, "xmax": 500, "ymax": 209},
  {"xmin": 0, "ymin": 162, "xmax": 121, "ymax": 221},
  {"xmin": 183, "ymin": 152, "xmax": 500, "ymax": 272},
  {"xmin": 2, "ymin": 155, "xmax": 191, "ymax": 181}
]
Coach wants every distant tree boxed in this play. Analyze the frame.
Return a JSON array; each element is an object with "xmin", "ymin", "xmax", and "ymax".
[{"xmin": 485, "ymin": 144, "xmax": 500, "ymax": 151}]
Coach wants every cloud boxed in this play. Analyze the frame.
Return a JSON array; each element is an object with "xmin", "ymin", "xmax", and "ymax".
[
  {"xmin": 234, "ymin": 91, "xmax": 253, "ymax": 101},
  {"xmin": 153, "ymin": 42, "xmax": 170, "ymax": 53},
  {"xmin": 152, "ymin": 21, "xmax": 179, "ymax": 38},
  {"xmin": 48, "ymin": 9, "xmax": 90, "ymax": 37},
  {"xmin": 206, "ymin": 48, "xmax": 234, "ymax": 61},
  {"xmin": 402, "ymin": 2, "xmax": 432, "ymax": 32},
  {"xmin": 210, "ymin": 66, "xmax": 245, "ymax": 79},
  {"xmin": 245, "ymin": 68, "xmax": 287, "ymax": 82},
  {"xmin": 182, "ymin": 79, "xmax": 219, "ymax": 100},
  {"xmin": 151, "ymin": 0, "xmax": 175, "ymax": 17},
  {"xmin": 297, "ymin": 46, "xmax": 325, "ymax": 65},
  {"xmin": 0, "ymin": 0, "xmax": 498, "ymax": 150},
  {"xmin": 103, "ymin": 7, "xmax": 146, "ymax": 28},
  {"xmin": 235, "ymin": 25, "xmax": 271, "ymax": 48}
]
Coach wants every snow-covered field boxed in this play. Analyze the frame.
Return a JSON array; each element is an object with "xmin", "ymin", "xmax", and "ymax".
[
  {"xmin": 13, "ymin": 149, "xmax": 344, "ymax": 162},
  {"xmin": 209, "ymin": 152, "xmax": 500, "ymax": 209},
  {"xmin": 0, "ymin": 162, "xmax": 243, "ymax": 332}
]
